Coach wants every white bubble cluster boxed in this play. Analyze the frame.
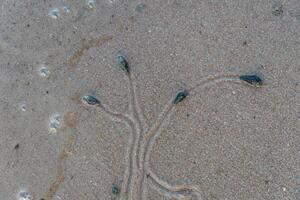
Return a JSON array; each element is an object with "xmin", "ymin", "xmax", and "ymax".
[
  {"xmin": 18, "ymin": 189, "xmax": 32, "ymax": 200},
  {"xmin": 49, "ymin": 8, "xmax": 60, "ymax": 19},
  {"xmin": 49, "ymin": 113, "xmax": 62, "ymax": 133},
  {"xmin": 38, "ymin": 65, "xmax": 50, "ymax": 78},
  {"xmin": 19, "ymin": 102, "xmax": 27, "ymax": 112},
  {"xmin": 62, "ymin": 5, "xmax": 70, "ymax": 13},
  {"xmin": 108, "ymin": 0, "xmax": 116, "ymax": 3},
  {"xmin": 86, "ymin": 0, "xmax": 96, "ymax": 8}
]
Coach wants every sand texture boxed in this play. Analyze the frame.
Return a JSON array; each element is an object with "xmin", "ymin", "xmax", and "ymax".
[{"xmin": 0, "ymin": 0, "xmax": 299, "ymax": 200}]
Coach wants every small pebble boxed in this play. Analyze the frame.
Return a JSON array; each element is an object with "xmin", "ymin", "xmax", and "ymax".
[
  {"xmin": 136, "ymin": 3, "xmax": 146, "ymax": 12},
  {"xmin": 49, "ymin": 8, "xmax": 60, "ymax": 19},
  {"xmin": 272, "ymin": 4, "xmax": 283, "ymax": 16},
  {"xmin": 14, "ymin": 143, "xmax": 20, "ymax": 150},
  {"xmin": 49, "ymin": 113, "xmax": 62, "ymax": 133},
  {"xmin": 173, "ymin": 89, "xmax": 189, "ymax": 104},
  {"xmin": 82, "ymin": 94, "xmax": 100, "ymax": 106},
  {"xmin": 116, "ymin": 52, "xmax": 129, "ymax": 73},
  {"xmin": 239, "ymin": 74, "xmax": 263, "ymax": 87}
]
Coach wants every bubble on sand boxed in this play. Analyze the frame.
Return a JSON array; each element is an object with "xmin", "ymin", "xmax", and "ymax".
[
  {"xmin": 38, "ymin": 65, "xmax": 50, "ymax": 78},
  {"xmin": 86, "ymin": 0, "xmax": 96, "ymax": 8},
  {"xmin": 19, "ymin": 102, "xmax": 27, "ymax": 112},
  {"xmin": 49, "ymin": 113, "xmax": 62, "ymax": 133},
  {"xmin": 108, "ymin": 0, "xmax": 115, "ymax": 3},
  {"xmin": 49, "ymin": 8, "xmax": 60, "ymax": 19},
  {"xmin": 18, "ymin": 189, "xmax": 32, "ymax": 200},
  {"xmin": 62, "ymin": 5, "xmax": 71, "ymax": 13}
]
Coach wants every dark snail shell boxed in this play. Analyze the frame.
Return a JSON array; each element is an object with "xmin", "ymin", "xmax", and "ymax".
[
  {"xmin": 117, "ymin": 53, "xmax": 129, "ymax": 73},
  {"xmin": 82, "ymin": 94, "xmax": 100, "ymax": 105},
  {"xmin": 173, "ymin": 89, "xmax": 189, "ymax": 104},
  {"xmin": 239, "ymin": 75, "xmax": 263, "ymax": 87},
  {"xmin": 111, "ymin": 185, "xmax": 119, "ymax": 195}
]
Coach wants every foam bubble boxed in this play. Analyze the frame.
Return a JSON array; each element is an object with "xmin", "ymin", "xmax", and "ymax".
[
  {"xmin": 49, "ymin": 8, "xmax": 60, "ymax": 19},
  {"xmin": 86, "ymin": 0, "xmax": 96, "ymax": 8},
  {"xmin": 38, "ymin": 65, "xmax": 50, "ymax": 78},
  {"xmin": 49, "ymin": 113, "xmax": 62, "ymax": 133},
  {"xmin": 18, "ymin": 189, "xmax": 32, "ymax": 200}
]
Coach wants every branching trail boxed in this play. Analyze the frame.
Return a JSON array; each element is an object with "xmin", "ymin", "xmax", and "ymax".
[
  {"xmin": 85, "ymin": 69, "xmax": 260, "ymax": 200},
  {"xmin": 128, "ymin": 73, "xmax": 148, "ymax": 170},
  {"xmin": 138, "ymin": 99, "xmax": 175, "ymax": 200},
  {"xmin": 147, "ymin": 168, "xmax": 202, "ymax": 200},
  {"xmin": 94, "ymin": 102, "xmax": 137, "ymax": 200},
  {"xmin": 94, "ymin": 72, "xmax": 146, "ymax": 200},
  {"xmin": 124, "ymin": 73, "xmax": 145, "ymax": 200},
  {"xmin": 127, "ymin": 74, "xmax": 145, "ymax": 171},
  {"xmin": 136, "ymin": 74, "xmax": 250, "ymax": 200}
]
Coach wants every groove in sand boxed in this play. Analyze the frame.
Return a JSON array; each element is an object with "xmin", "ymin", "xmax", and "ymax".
[
  {"xmin": 138, "ymin": 75, "xmax": 244, "ymax": 200},
  {"xmin": 41, "ymin": 134, "xmax": 75, "ymax": 200},
  {"xmin": 65, "ymin": 43, "xmax": 259, "ymax": 200},
  {"xmin": 67, "ymin": 35, "xmax": 113, "ymax": 68}
]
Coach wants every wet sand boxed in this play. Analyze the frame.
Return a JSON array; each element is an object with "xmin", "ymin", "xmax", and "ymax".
[{"xmin": 0, "ymin": 0, "xmax": 299, "ymax": 200}]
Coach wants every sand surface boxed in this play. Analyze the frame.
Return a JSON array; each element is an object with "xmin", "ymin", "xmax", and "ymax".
[{"xmin": 0, "ymin": 0, "xmax": 299, "ymax": 200}]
